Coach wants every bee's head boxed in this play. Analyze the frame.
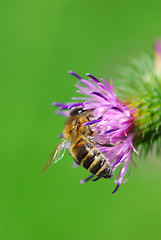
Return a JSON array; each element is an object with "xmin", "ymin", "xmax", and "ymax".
[
  {"xmin": 63, "ymin": 110, "xmax": 81, "ymax": 139},
  {"xmin": 63, "ymin": 108, "xmax": 94, "ymax": 139}
]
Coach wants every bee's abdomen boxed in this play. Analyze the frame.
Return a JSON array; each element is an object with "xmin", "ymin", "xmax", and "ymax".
[
  {"xmin": 81, "ymin": 150, "xmax": 99, "ymax": 170},
  {"xmin": 84, "ymin": 150, "xmax": 113, "ymax": 179},
  {"xmin": 96, "ymin": 161, "xmax": 113, "ymax": 179},
  {"xmin": 71, "ymin": 138, "xmax": 93, "ymax": 165},
  {"xmin": 71, "ymin": 139, "xmax": 113, "ymax": 179}
]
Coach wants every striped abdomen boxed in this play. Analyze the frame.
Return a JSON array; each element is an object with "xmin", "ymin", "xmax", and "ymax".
[{"xmin": 70, "ymin": 137, "xmax": 113, "ymax": 179}]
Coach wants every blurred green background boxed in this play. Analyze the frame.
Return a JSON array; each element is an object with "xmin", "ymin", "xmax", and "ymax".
[{"xmin": 1, "ymin": 0, "xmax": 161, "ymax": 239}]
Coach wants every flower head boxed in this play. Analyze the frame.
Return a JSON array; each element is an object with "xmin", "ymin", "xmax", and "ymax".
[{"xmin": 53, "ymin": 71, "xmax": 138, "ymax": 193}]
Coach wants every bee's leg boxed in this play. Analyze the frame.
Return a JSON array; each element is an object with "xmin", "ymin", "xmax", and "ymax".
[
  {"xmin": 86, "ymin": 114, "xmax": 94, "ymax": 135},
  {"xmin": 100, "ymin": 143, "xmax": 115, "ymax": 147},
  {"xmin": 80, "ymin": 174, "xmax": 95, "ymax": 184},
  {"xmin": 87, "ymin": 136, "xmax": 94, "ymax": 141},
  {"xmin": 99, "ymin": 142, "xmax": 123, "ymax": 147},
  {"xmin": 92, "ymin": 177, "xmax": 100, "ymax": 182},
  {"xmin": 87, "ymin": 125, "xmax": 93, "ymax": 135}
]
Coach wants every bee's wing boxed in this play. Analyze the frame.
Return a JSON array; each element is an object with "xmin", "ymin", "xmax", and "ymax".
[{"xmin": 41, "ymin": 138, "xmax": 68, "ymax": 176}]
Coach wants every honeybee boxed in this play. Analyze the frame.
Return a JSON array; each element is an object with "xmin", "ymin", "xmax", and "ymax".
[{"xmin": 41, "ymin": 108, "xmax": 113, "ymax": 180}]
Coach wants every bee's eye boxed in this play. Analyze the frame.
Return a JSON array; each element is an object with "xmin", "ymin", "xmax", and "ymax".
[
  {"xmin": 77, "ymin": 109, "xmax": 84, "ymax": 114},
  {"xmin": 70, "ymin": 108, "xmax": 84, "ymax": 116}
]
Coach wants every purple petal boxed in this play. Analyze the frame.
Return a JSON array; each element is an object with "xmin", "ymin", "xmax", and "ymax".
[
  {"xmin": 68, "ymin": 102, "xmax": 84, "ymax": 109},
  {"xmin": 100, "ymin": 78, "xmax": 110, "ymax": 87},
  {"xmin": 68, "ymin": 71, "xmax": 82, "ymax": 80},
  {"xmin": 80, "ymin": 79, "xmax": 97, "ymax": 90},
  {"xmin": 100, "ymin": 78, "xmax": 114, "ymax": 95},
  {"xmin": 72, "ymin": 97, "xmax": 88, "ymax": 100},
  {"xmin": 91, "ymin": 91, "xmax": 108, "ymax": 101},
  {"xmin": 59, "ymin": 105, "xmax": 69, "ymax": 109},
  {"xmin": 92, "ymin": 177, "xmax": 100, "ymax": 182},
  {"xmin": 111, "ymin": 153, "xmax": 124, "ymax": 167},
  {"xmin": 86, "ymin": 73, "xmax": 100, "ymax": 83},
  {"xmin": 83, "ymin": 118, "xmax": 102, "ymax": 126},
  {"xmin": 104, "ymin": 128, "xmax": 119, "ymax": 134},
  {"xmin": 52, "ymin": 102, "xmax": 68, "ymax": 107},
  {"xmin": 130, "ymin": 108, "xmax": 138, "ymax": 114},
  {"xmin": 112, "ymin": 183, "xmax": 120, "ymax": 194},
  {"xmin": 111, "ymin": 107, "xmax": 123, "ymax": 112},
  {"xmin": 80, "ymin": 174, "xmax": 95, "ymax": 184}
]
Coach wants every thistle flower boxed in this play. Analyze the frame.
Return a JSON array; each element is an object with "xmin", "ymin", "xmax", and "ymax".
[
  {"xmin": 52, "ymin": 43, "xmax": 161, "ymax": 194},
  {"xmin": 53, "ymin": 72, "xmax": 138, "ymax": 193}
]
